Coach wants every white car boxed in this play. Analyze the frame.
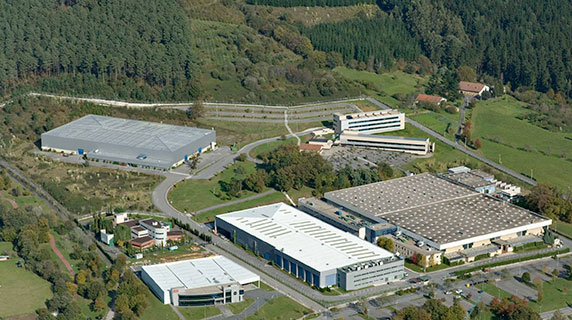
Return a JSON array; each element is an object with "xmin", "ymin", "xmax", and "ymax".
[
  {"xmin": 455, "ymin": 289, "xmax": 463, "ymax": 294},
  {"xmin": 445, "ymin": 291, "xmax": 452, "ymax": 295}
]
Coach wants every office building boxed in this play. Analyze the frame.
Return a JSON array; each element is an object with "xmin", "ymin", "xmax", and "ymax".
[
  {"xmin": 141, "ymin": 256, "xmax": 260, "ymax": 306},
  {"xmin": 338, "ymin": 131, "xmax": 434, "ymax": 155},
  {"xmin": 41, "ymin": 114, "xmax": 216, "ymax": 170},
  {"xmin": 215, "ymin": 203, "xmax": 403, "ymax": 290},
  {"xmin": 333, "ymin": 110, "xmax": 405, "ymax": 134}
]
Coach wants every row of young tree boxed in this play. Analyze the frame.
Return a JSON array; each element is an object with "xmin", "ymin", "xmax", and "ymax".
[
  {"xmin": 0, "ymin": 0, "xmax": 201, "ymax": 101},
  {"xmin": 246, "ymin": 0, "xmax": 375, "ymax": 6},
  {"xmin": 383, "ymin": 0, "xmax": 572, "ymax": 97},
  {"xmin": 299, "ymin": 14, "xmax": 421, "ymax": 69}
]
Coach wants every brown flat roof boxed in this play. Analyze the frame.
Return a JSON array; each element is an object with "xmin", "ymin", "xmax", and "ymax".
[
  {"xmin": 459, "ymin": 81, "xmax": 486, "ymax": 93},
  {"xmin": 299, "ymin": 143, "xmax": 322, "ymax": 151},
  {"xmin": 130, "ymin": 236, "xmax": 154, "ymax": 245},
  {"xmin": 416, "ymin": 94, "xmax": 444, "ymax": 104},
  {"xmin": 120, "ymin": 220, "xmax": 139, "ymax": 228}
]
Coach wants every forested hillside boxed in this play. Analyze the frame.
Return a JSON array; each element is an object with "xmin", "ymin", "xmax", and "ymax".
[
  {"xmin": 383, "ymin": 0, "xmax": 572, "ymax": 96},
  {"xmin": 300, "ymin": 14, "xmax": 421, "ymax": 69},
  {"xmin": 0, "ymin": 0, "xmax": 201, "ymax": 101}
]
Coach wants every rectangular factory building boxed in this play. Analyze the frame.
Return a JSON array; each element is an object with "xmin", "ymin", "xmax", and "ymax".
[
  {"xmin": 333, "ymin": 109, "xmax": 405, "ymax": 134},
  {"xmin": 324, "ymin": 173, "xmax": 551, "ymax": 261},
  {"xmin": 140, "ymin": 256, "xmax": 259, "ymax": 306},
  {"xmin": 215, "ymin": 203, "xmax": 404, "ymax": 291},
  {"xmin": 338, "ymin": 131, "xmax": 434, "ymax": 155},
  {"xmin": 41, "ymin": 114, "xmax": 216, "ymax": 170}
]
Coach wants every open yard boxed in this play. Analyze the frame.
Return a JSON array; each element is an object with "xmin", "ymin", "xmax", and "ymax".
[
  {"xmin": 228, "ymin": 297, "xmax": 255, "ymax": 314},
  {"xmin": 169, "ymin": 161, "xmax": 270, "ymax": 213},
  {"xmin": 177, "ymin": 305, "xmax": 221, "ymax": 320},
  {"xmin": 246, "ymin": 296, "xmax": 312, "ymax": 320},
  {"xmin": 472, "ymin": 96, "xmax": 572, "ymax": 190},
  {"xmin": 192, "ymin": 191, "xmax": 286, "ymax": 223},
  {"xmin": 140, "ymin": 286, "xmax": 179, "ymax": 320},
  {"xmin": 0, "ymin": 242, "xmax": 53, "ymax": 319}
]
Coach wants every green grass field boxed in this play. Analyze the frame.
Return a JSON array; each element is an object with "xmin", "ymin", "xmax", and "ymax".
[
  {"xmin": 249, "ymin": 138, "xmax": 298, "ymax": 159},
  {"xmin": 169, "ymin": 161, "xmax": 270, "ymax": 213},
  {"xmin": 192, "ymin": 191, "xmax": 286, "ymax": 223},
  {"xmin": 177, "ymin": 305, "xmax": 221, "ymax": 320},
  {"xmin": 472, "ymin": 96, "xmax": 572, "ymax": 190},
  {"xmin": 410, "ymin": 110, "xmax": 460, "ymax": 140},
  {"xmin": 552, "ymin": 220, "xmax": 572, "ymax": 239},
  {"xmin": 246, "ymin": 296, "xmax": 312, "ymax": 320},
  {"xmin": 0, "ymin": 242, "xmax": 53, "ymax": 319},
  {"xmin": 335, "ymin": 68, "xmax": 424, "ymax": 96},
  {"xmin": 227, "ymin": 297, "xmax": 254, "ymax": 315},
  {"xmin": 259, "ymin": 281, "xmax": 275, "ymax": 292},
  {"xmin": 140, "ymin": 286, "xmax": 179, "ymax": 320},
  {"xmin": 476, "ymin": 283, "xmax": 513, "ymax": 300}
]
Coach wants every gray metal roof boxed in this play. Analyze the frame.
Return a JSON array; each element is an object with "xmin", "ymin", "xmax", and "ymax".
[
  {"xmin": 325, "ymin": 173, "xmax": 551, "ymax": 247},
  {"xmin": 43, "ymin": 115, "xmax": 212, "ymax": 152}
]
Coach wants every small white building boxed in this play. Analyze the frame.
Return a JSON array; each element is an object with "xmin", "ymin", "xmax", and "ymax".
[
  {"xmin": 141, "ymin": 256, "xmax": 260, "ymax": 306},
  {"xmin": 114, "ymin": 212, "xmax": 128, "ymax": 225},
  {"xmin": 100, "ymin": 229, "xmax": 114, "ymax": 246},
  {"xmin": 140, "ymin": 219, "xmax": 170, "ymax": 246}
]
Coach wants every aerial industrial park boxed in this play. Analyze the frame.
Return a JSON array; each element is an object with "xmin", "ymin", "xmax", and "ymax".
[
  {"xmin": 1, "ymin": 3, "xmax": 571, "ymax": 319},
  {"xmin": 0, "ymin": 86, "xmax": 562, "ymax": 320}
]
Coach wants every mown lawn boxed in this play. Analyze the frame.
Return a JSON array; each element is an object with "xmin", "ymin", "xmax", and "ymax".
[
  {"xmin": 552, "ymin": 220, "xmax": 572, "ymax": 239},
  {"xmin": 0, "ymin": 242, "xmax": 53, "ymax": 319},
  {"xmin": 246, "ymin": 296, "xmax": 312, "ymax": 320},
  {"xmin": 227, "ymin": 297, "xmax": 254, "ymax": 315},
  {"xmin": 192, "ymin": 191, "xmax": 286, "ymax": 223},
  {"xmin": 249, "ymin": 138, "xmax": 298, "ymax": 160},
  {"xmin": 472, "ymin": 95, "xmax": 572, "ymax": 190},
  {"xmin": 177, "ymin": 305, "xmax": 221, "ymax": 320},
  {"xmin": 140, "ymin": 286, "xmax": 179, "ymax": 320},
  {"xmin": 169, "ymin": 161, "xmax": 269, "ymax": 213}
]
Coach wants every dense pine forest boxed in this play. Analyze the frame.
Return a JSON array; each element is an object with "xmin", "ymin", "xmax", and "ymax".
[
  {"xmin": 382, "ymin": 0, "xmax": 572, "ymax": 96},
  {"xmin": 300, "ymin": 14, "xmax": 421, "ymax": 69},
  {"xmin": 246, "ymin": 0, "xmax": 375, "ymax": 7},
  {"xmin": 0, "ymin": 0, "xmax": 201, "ymax": 100}
]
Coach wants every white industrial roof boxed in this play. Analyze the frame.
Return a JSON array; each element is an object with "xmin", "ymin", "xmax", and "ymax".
[
  {"xmin": 43, "ymin": 114, "xmax": 212, "ymax": 152},
  {"xmin": 216, "ymin": 203, "xmax": 395, "ymax": 272},
  {"xmin": 141, "ymin": 256, "xmax": 259, "ymax": 291}
]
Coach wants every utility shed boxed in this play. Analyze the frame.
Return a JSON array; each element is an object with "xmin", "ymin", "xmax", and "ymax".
[{"xmin": 41, "ymin": 114, "xmax": 215, "ymax": 169}]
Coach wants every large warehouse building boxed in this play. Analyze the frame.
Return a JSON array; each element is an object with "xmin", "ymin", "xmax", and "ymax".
[
  {"xmin": 323, "ymin": 173, "xmax": 552, "ymax": 262},
  {"xmin": 333, "ymin": 109, "xmax": 405, "ymax": 134},
  {"xmin": 140, "ymin": 256, "xmax": 259, "ymax": 306},
  {"xmin": 215, "ymin": 203, "xmax": 404, "ymax": 290},
  {"xmin": 41, "ymin": 115, "xmax": 216, "ymax": 170}
]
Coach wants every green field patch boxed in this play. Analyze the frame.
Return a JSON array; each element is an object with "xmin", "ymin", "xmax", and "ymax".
[
  {"xmin": 140, "ymin": 294, "xmax": 179, "ymax": 320},
  {"xmin": 246, "ymin": 296, "xmax": 312, "ymax": 320},
  {"xmin": 177, "ymin": 305, "xmax": 221, "ymax": 320},
  {"xmin": 170, "ymin": 161, "xmax": 268, "ymax": 213},
  {"xmin": 0, "ymin": 242, "xmax": 53, "ymax": 319},
  {"xmin": 552, "ymin": 220, "xmax": 572, "ymax": 240},
  {"xmin": 259, "ymin": 281, "xmax": 276, "ymax": 292},
  {"xmin": 475, "ymin": 283, "xmax": 513, "ymax": 300},
  {"xmin": 472, "ymin": 96, "xmax": 572, "ymax": 190},
  {"xmin": 250, "ymin": 138, "xmax": 298, "ymax": 159},
  {"xmin": 227, "ymin": 297, "xmax": 255, "ymax": 314},
  {"xmin": 192, "ymin": 191, "xmax": 286, "ymax": 223}
]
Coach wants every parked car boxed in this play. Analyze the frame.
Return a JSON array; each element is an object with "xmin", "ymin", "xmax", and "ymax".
[
  {"xmin": 445, "ymin": 291, "xmax": 452, "ymax": 295},
  {"xmin": 455, "ymin": 289, "xmax": 463, "ymax": 294}
]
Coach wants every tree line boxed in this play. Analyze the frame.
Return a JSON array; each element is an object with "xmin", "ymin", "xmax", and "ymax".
[
  {"xmin": 299, "ymin": 13, "xmax": 421, "ymax": 69},
  {"xmin": 246, "ymin": 0, "xmax": 375, "ymax": 7}
]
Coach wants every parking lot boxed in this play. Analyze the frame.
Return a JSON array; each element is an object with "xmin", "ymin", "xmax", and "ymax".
[{"xmin": 322, "ymin": 145, "xmax": 416, "ymax": 170}]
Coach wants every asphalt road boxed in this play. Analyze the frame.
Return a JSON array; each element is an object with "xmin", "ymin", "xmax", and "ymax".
[{"xmin": 365, "ymin": 97, "xmax": 537, "ymax": 186}]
